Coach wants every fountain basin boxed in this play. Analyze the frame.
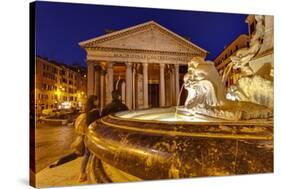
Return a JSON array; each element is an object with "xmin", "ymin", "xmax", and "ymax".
[{"xmin": 85, "ymin": 107, "xmax": 273, "ymax": 183}]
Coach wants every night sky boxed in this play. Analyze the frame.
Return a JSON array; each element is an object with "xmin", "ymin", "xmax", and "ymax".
[{"xmin": 35, "ymin": 1, "xmax": 248, "ymax": 66}]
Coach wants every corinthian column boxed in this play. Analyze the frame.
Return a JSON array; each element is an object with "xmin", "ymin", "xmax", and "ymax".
[
  {"xmin": 159, "ymin": 63, "xmax": 165, "ymax": 107},
  {"xmin": 143, "ymin": 63, "xmax": 149, "ymax": 108},
  {"xmin": 132, "ymin": 64, "xmax": 136, "ymax": 110},
  {"xmin": 170, "ymin": 66, "xmax": 175, "ymax": 105},
  {"xmin": 100, "ymin": 69, "xmax": 106, "ymax": 110},
  {"xmin": 107, "ymin": 62, "xmax": 114, "ymax": 104},
  {"xmin": 175, "ymin": 64, "xmax": 180, "ymax": 104},
  {"xmin": 87, "ymin": 62, "xmax": 94, "ymax": 96},
  {"xmin": 94, "ymin": 65, "xmax": 100, "ymax": 98},
  {"xmin": 125, "ymin": 62, "xmax": 133, "ymax": 110}
]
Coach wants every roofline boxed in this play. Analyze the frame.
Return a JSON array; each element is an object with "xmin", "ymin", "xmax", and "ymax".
[
  {"xmin": 79, "ymin": 20, "xmax": 208, "ymax": 54},
  {"xmin": 36, "ymin": 56, "xmax": 87, "ymax": 74},
  {"xmin": 79, "ymin": 21, "xmax": 153, "ymax": 46},
  {"xmin": 214, "ymin": 34, "xmax": 249, "ymax": 62},
  {"xmin": 151, "ymin": 21, "xmax": 208, "ymax": 54}
]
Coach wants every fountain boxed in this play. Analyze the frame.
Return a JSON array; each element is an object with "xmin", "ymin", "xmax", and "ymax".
[
  {"xmin": 174, "ymin": 84, "xmax": 184, "ymax": 119},
  {"xmin": 85, "ymin": 15, "xmax": 273, "ymax": 183}
]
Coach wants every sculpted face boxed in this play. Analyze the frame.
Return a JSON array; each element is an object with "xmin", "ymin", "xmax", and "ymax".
[
  {"xmin": 183, "ymin": 71, "xmax": 200, "ymax": 89},
  {"xmin": 183, "ymin": 72, "xmax": 192, "ymax": 89},
  {"xmin": 255, "ymin": 15, "xmax": 264, "ymax": 22}
]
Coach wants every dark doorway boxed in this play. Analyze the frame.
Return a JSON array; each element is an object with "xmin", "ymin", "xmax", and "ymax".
[{"xmin": 148, "ymin": 84, "xmax": 159, "ymax": 108}]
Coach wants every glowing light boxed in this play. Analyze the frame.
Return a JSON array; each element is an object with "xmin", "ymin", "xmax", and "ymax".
[
  {"xmin": 55, "ymin": 89, "xmax": 61, "ymax": 96},
  {"xmin": 118, "ymin": 111, "xmax": 214, "ymax": 122},
  {"xmin": 60, "ymin": 101, "xmax": 72, "ymax": 109}
]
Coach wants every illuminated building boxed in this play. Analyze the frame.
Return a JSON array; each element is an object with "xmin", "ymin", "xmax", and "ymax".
[
  {"xmin": 79, "ymin": 21, "xmax": 208, "ymax": 110},
  {"xmin": 35, "ymin": 56, "xmax": 87, "ymax": 114},
  {"xmin": 214, "ymin": 15, "xmax": 273, "ymax": 88},
  {"xmin": 214, "ymin": 34, "xmax": 250, "ymax": 87}
]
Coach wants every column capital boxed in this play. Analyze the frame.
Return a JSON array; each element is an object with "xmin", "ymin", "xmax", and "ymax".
[
  {"xmin": 107, "ymin": 62, "xmax": 114, "ymax": 69},
  {"xmin": 159, "ymin": 63, "xmax": 165, "ymax": 68},
  {"xmin": 100, "ymin": 68, "xmax": 107, "ymax": 75},
  {"xmin": 125, "ymin": 62, "xmax": 133, "ymax": 68},
  {"xmin": 93, "ymin": 64, "xmax": 101, "ymax": 70},
  {"xmin": 143, "ymin": 63, "xmax": 148, "ymax": 67},
  {"xmin": 87, "ymin": 62, "xmax": 94, "ymax": 68},
  {"xmin": 86, "ymin": 60, "xmax": 99, "ymax": 66},
  {"xmin": 174, "ymin": 64, "xmax": 180, "ymax": 68},
  {"xmin": 86, "ymin": 60, "xmax": 93, "ymax": 65}
]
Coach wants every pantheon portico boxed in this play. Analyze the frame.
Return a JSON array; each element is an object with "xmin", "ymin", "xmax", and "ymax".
[{"xmin": 79, "ymin": 21, "xmax": 207, "ymax": 110}]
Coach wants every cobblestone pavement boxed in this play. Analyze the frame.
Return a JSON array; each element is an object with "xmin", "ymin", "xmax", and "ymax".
[
  {"xmin": 36, "ymin": 157, "xmax": 91, "ymax": 187},
  {"xmin": 35, "ymin": 123, "xmax": 90, "ymax": 187},
  {"xmin": 35, "ymin": 123, "xmax": 76, "ymax": 173}
]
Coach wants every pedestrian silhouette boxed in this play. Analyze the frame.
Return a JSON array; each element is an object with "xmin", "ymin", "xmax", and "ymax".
[
  {"xmin": 49, "ymin": 95, "xmax": 100, "ymax": 177},
  {"xmin": 101, "ymin": 90, "xmax": 128, "ymax": 117}
]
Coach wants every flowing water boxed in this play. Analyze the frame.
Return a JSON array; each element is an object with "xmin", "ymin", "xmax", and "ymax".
[{"xmin": 175, "ymin": 84, "xmax": 185, "ymax": 119}]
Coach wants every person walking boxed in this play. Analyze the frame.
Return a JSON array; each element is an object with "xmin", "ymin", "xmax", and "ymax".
[
  {"xmin": 78, "ymin": 95, "xmax": 100, "ymax": 182},
  {"xmin": 48, "ymin": 95, "xmax": 100, "ymax": 183},
  {"xmin": 101, "ymin": 90, "xmax": 128, "ymax": 117}
]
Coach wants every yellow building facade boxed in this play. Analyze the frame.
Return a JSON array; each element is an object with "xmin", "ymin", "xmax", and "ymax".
[
  {"xmin": 35, "ymin": 56, "xmax": 87, "ymax": 115},
  {"xmin": 214, "ymin": 34, "xmax": 250, "ymax": 87},
  {"xmin": 214, "ymin": 15, "xmax": 266, "ymax": 88}
]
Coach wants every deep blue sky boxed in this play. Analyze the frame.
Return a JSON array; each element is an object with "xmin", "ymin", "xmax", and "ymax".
[{"xmin": 35, "ymin": 1, "xmax": 248, "ymax": 66}]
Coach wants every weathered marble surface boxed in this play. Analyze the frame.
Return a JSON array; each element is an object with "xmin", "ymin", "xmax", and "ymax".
[
  {"xmin": 183, "ymin": 57, "xmax": 273, "ymax": 121},
  {"xmin": 80, "ymin": 21, "xmax": 207, "ymax": 65},
  {"xmin": 85, "ymin": 110, "xmax": 273, "ymax": 183}
]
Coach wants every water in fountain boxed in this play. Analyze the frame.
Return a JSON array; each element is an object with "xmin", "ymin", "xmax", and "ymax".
[
  {"xmin": 221, "ymin": 62, "xmax": 233, "ymax": 87},
  {"xmin": 175, "ymin": 83, "xmax": 184, "ymax": 119}
]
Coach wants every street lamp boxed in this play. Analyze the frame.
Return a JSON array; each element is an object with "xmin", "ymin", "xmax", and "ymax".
[{"xmin": 55, "ymin": 89, "xmax": 61, "ymax": 100}]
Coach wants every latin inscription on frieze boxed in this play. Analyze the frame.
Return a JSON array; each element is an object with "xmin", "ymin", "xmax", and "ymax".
[
  {"xmin": 112, "ymin": 53, "xmax": 187, "ymax": 62},
  {"xmin": 89, "ymin": 50, "xmax": 196, "ymax": 63}
]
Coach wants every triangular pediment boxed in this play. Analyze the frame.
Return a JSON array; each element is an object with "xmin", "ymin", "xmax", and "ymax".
[{"xmin": 79, "ymin": 21, "xmax": 207, "ymax": 55}]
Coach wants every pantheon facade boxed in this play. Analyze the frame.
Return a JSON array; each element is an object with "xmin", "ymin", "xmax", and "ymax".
[{"xmin": 79, "ymin": 21, "xmax": 207, "ymax": 110}]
